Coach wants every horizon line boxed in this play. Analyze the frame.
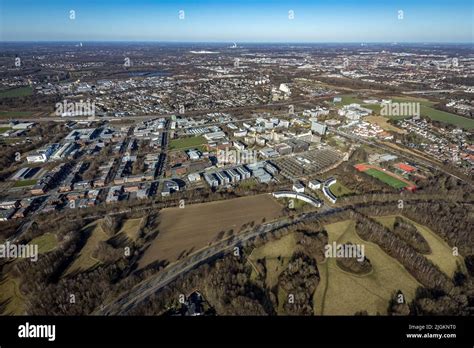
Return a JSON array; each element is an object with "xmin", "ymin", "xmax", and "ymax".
[{"xmin": 1, "ymin": 40, "xmax": 473, "ymax": 45}]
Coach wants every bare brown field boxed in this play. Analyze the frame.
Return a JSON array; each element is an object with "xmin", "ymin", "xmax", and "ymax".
[
  {"xmin": 118, "ymin": 218, "xmax": 143, "ymax": 241},
  {"xmin": 138, "ymin": 194, "xmax": 284, "ymax": 268}
]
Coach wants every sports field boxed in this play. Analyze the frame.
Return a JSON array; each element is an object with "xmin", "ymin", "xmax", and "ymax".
[
  {"xmin": 355, "ymin": 164, "xmax": 415, "ymax": 191},
  {"xmin": 169, "ymin": 136, "xmax": 206, "ymax": 151},
  {"xmin": 364, "ymin": 168, "xmax": 408, "ymax": 189}
]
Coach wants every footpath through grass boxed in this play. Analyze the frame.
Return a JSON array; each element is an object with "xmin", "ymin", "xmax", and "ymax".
[
  {"xmin": 314, "ymin": 220, "xmax": 421, "ymax": 315},
  {"xmin": 29, "ymin": 233, "xmax": 58, "ymax": 254}
]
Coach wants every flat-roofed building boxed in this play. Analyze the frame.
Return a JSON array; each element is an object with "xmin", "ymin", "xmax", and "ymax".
[
  {"xmin": 293, "ymin": 182, "xmax": 305, "ymax": 193},
  {"xmin": 311, "ymin": 120, "xmax": 327, "ymax": 135},
  {"xmin": 215, "ymin": 171, "xmax": 229, "ymax": 185},
  {"xmin": 235, "ymin": 166, "xmax": 251, "ymax": 180},
  {"xmin": 226, "ymin": 169, "xmax": 240, "ymax": 183},
  {"xmin": 204, "ymin": 173, "xmax": 218, "ymax": 187},
  {"xmin": 308, "ymin": 179, "xmax": 322, "ymax": 190}
]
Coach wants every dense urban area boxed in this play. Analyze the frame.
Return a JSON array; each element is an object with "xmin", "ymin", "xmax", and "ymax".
[{"xmin": 0, "ymin": 42, "xmax": 472, "ymax": 316}]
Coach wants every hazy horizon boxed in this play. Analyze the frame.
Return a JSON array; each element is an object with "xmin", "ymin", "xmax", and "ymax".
[
  {"xmin": 0, "ymin": 41, "xmax": 472, "ymax": 45},
  {"xmin": 1, "ymin": 0, "xmax": 472, "ymax": 43}
]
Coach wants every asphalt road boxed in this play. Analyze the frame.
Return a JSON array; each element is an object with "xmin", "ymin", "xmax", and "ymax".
[
  {"xmin": 96, "ymin": 203, "xmax": 337, "ymax": 315},
  {"xmin": 95, "ymin": 191, "xmax": 469, "ymax": 315}
]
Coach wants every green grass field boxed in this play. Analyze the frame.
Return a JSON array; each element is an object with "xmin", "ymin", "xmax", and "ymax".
[
  {"xmin": 29, "ymin": 233, "xmax": 58, "ymax": 254},
  {"xmin": 13, "ymin": 179, "xmax": 37, "ymax": 187},
  {"xmin": 328, "ymin": 182, "xmax": 353, "ymax": 198},
  {"xmin": 374, "ymin": 215, "xmax": 465, "ymax": 277},
  {"xmin": 338, "ymin": 94, "xmax": 473, "ymax": 128},
  {"xmin": 169, "ymin": 136, "xmax": 206, "ymax": 151},
  {"xmin": 420, "ymin": 105, "xmax": 474, "ymax": 129},
  {"xmin": 248, "ymin": 233, "xmax": 297, "ymax": 299},
  {"xmin": 364, "ymin": 168, "xmax": 408, "ymax": 189},
  {"xmin": 65, "ymin": 222, "xmax": 108, "ymax": 275},
  {"xmin": 249, "ymin": 233, "xmax": 297, "ymax": 315},
  {"xmin": 339, "ymin": 95, "xmax": 362, "ymax": 105},
  {"xmin": 0, "ymin": 86, "xmax": 33, "ymax": 99},
  {"xmin": 248, "ymin": 218, "xmax": 425, "ymax": 315},
  {"xmin": 0, "ymin": 127, "xmax": 11, "ymax": 133},
  {"xmin": 314, "ymin": 220, "xmax": 421, "ymax": 315},
  {"xmin": 380, "ymin": 97, "xmax": 474, "ymax": 128},
  {"xmin": 0, "ymin": 111, "xmax": 34, "ymax": 119},
  {"xmin": 0, "ymin": 138, "xmax": 24, "ymax": 145},
  {"xmin": 277, "ymin": 197, "xmax": 310, "ymax": 211},
  {"xmin": 391, "ymin": 96, "xmax": 435, "ymax": 107},
  {"xmin": 0, "ymin": 275, "xmax": 25, "ymax": 315}
]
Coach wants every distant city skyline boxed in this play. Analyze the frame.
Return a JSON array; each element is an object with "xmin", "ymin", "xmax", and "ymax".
[{"xmin": 0, "ymin": 0, "xmax": 473, "ymax": 43}]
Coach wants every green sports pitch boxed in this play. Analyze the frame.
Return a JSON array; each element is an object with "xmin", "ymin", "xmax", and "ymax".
[
  {"xmin": 364, "ymin": 168, "xmax": 408, "ymax": 189},
  {"xmin": 169, "ymin": 136, "xmax": 206, "ymax": 151}
]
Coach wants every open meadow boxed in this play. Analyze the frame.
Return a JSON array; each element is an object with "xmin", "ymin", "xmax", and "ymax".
[
  {"xmin": 139, "ymin": 194, "xmax": 284, "ymax": 268},
  {"xmin": 374, "ymin": 215, "xmax": 465, "ymax": 277},
  {"xmin": 313, "ymin": 220, "xmax": 421, "ymax": 315}
]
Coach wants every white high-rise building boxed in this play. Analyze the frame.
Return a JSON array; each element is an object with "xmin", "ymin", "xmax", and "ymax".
[{"xmin": 311, "ymin": 119, "xmax": 327, "ymax": 135}]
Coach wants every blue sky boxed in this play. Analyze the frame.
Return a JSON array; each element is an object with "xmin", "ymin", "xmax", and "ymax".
[{"xmin": 0, "ymin": 0, "xmax": 472, "ymax": 42}]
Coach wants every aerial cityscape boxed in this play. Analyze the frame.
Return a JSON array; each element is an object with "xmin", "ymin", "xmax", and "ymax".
[{"xmin": 0, "ymin": 0, "xmax": 472, "ymax": 345}]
